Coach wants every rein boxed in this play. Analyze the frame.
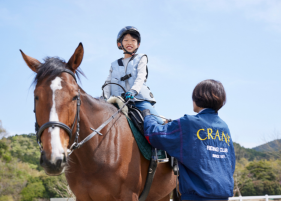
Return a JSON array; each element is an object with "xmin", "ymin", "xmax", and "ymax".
[
  {"xmin": 102, "ymin": 82, "xmax": 172, "ymax": 122},
  {"xmin": 68, "ymin": 98, "xmax": 130, "ymax": 155}
]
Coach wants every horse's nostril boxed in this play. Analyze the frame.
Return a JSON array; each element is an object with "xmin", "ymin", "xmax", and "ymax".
[
  {"xmin": 40, "ymin": 151, "xmax": 45, "ymax": 165},
  {"xmin": 56, "ymin": 159, "xmax": 62, "ymax": 167},
  {"xmin": 63, "ymin": 153, "xmax": 66, "ymax": 163}
]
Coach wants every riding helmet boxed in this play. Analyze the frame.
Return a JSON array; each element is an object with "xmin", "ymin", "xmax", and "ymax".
[{"xmin": 117, "ymin": 26, "xmax": 141, "ymax": 50}]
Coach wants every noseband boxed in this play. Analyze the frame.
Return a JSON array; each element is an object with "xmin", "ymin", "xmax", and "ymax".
[{"xmin": 34, "ymin": 69, "xmax": 81, "ymax": 152}]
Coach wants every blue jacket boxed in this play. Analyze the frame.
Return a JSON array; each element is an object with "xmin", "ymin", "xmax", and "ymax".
[{"xmin": 144, "ymin": 109, "xmax": 235, "ymax": 200}]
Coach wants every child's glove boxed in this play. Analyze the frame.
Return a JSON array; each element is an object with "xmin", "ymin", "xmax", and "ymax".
[{"xmin": 125, "ymin": 90, "xmax": 137, "ymax": 101}]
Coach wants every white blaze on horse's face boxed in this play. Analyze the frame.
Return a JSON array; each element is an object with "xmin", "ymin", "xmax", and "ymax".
[{"xmin": 48, "ymin": 76, "xmax": 64, "ymax": 164}]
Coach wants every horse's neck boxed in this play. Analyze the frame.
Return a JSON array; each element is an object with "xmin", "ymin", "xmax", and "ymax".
[
  {"xmin": 79, "ymin": 91, "xmax": 115, "ymax": 138},
  {"xmin": 71, "ymin": 91, "xmax": 123, "ymax": 167}
]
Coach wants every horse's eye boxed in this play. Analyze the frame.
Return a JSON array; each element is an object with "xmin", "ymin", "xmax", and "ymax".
[
  {"xmin": 35, "ymin": 96, "xmax": 39, "ymax": 100},
  {"xmin": 72, "ymin": 96, "xmax": 78, "ymax": 101}
]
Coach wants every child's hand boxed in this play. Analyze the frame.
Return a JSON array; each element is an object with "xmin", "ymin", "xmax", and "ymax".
[{"xmin": 125, "ymin": 90, "xmax": 136, "ymax": 100}]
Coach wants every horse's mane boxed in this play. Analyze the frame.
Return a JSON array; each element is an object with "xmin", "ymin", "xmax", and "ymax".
[
  {"xmin": 83, "ymin": 91, "xmax": 118, "ymax": 113},
  {"xmin": 33, "ymin": 57, "xmax": 85, "ymax": 85}
]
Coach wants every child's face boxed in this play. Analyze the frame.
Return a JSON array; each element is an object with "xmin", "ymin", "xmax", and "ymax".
[{"xmin": 119, "ymin": 34, "xmax": 139, "ymax": 53}]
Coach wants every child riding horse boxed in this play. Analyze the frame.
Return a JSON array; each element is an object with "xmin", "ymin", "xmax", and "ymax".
[{"xmin": 103, "ymin": 26, "xmax": 168, "ymax": 162}]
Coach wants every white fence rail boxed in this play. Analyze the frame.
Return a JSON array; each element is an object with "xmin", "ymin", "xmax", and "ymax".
[{"xmin": 229, "ymin": 195, "xmax": 281, "ymax": 201}]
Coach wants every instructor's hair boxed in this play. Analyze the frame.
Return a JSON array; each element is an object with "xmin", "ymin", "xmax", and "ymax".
[{"xmin": 192, "ymin": 79, "xmax": 226, "ymax": 112}]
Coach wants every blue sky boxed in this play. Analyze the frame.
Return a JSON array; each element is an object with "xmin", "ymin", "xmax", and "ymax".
[{"xmin": 0, "ymin": 0, "xmax": 280, "ymax": 148}]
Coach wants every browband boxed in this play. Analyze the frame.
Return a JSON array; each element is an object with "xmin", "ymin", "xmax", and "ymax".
[{"xmin": 62, "ymin": 69, "xmax": 77, "ymax": 83}]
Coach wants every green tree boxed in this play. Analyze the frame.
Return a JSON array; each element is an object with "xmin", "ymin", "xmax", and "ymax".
[
  {"xmin": 233, "ymin": 158, "xmax": 252, "ymax": 196},
  {"xmin": 0, "ymin": 120, "xmax": 8, "ymax": 139},
  {"xmin": 0, "ymin": 195, "xmax": 14, "ymax": 201},
  {"xmin": 240, "ymin": 180, "xmax": 255, "ymax": 196},
  {"xmin": 0, "ymin": 140, "xmax": 8, "ymax": 150},
  {"xmin": 237, "ymin": 159, "xmax": 281, "ymax": 196},
  {"xmin": 0, "ymin": 140, "xmax": 12, "ymax": 162},
  {"xmin": 246, "ymin": 160, "xmax": 276, "ymax": 181},
  {"xmin": 8, "ymin": 134, "xmax": 42, "ymax": 170},
  {"xmin": 20, "ymin": 181, "xmax": 47, "ymax": 201},
  {"xmin": 233, "ymin": 142, "xmax": 270, "ymax": 161}
]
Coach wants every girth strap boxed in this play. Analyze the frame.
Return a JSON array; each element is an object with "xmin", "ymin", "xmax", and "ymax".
[{"xmin": 138, "ymin": 149, "xmax": 158, "ymax": 201}]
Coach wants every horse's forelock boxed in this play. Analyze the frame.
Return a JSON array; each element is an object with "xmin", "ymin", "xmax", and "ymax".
[{"xmin": 32, "ymin": 57, "xmax": 85, "ymax": 86}]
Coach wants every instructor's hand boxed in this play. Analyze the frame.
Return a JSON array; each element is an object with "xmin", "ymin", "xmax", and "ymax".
[{"xmin": 142, "ymin": 109, "xmax": 151, "ymax": 118}]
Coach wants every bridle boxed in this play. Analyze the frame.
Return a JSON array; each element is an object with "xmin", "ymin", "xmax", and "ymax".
[
  {"xmin": 34, "ymin": 69, "xmax": 81, "ymax": 153},
  {"xmin": 34, "ymin": 69, "xmax": 131, "ymax": 156}
]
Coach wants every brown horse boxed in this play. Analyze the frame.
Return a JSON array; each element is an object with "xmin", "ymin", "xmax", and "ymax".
[{"xmin": 20, "ymin": 43, "xmax": 178, "ymax": 201}]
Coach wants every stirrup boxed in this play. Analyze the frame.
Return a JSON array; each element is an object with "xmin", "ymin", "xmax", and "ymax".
[
  {"xmin": 158, "ymin": 158, "xmax": 169, "ymax": 163},
  {"xmin": 157, "ymin": 150, "xmax": 169, "ymax": 163}
]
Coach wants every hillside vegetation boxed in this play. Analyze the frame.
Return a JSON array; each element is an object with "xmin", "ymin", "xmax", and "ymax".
[
  {"xmin": 1, "ymin": 133, "xmax": 281, "ymax": 200},
  {"xmin": 253, "ymin": 139, "xmax": 281, "ymax": 153},
  {"xmin": 233, "ymin": 142, "xmax": 271, "ymax": 161},
  {"xmin": 0, "ymin": 134, "xmax": 72, "ymax": 201},
  {"xmin": 0, "ymin": 120, "xmax": 8, "ymax": 139}
]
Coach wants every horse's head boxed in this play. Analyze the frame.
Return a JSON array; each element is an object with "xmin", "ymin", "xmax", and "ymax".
[{"xmin": 20, "ymin": 43, "xmax": 84, "ymax": 175}]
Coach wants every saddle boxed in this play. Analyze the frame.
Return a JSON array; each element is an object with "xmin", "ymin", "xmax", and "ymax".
[
  {"xmin": 125, "ymin": 100, "xmax": 179, "ymax": 170},
  {"xmin": 127, "ymin": 102, "xmax": 145, "ymax": 134},
  {"xmin": 106, "ymin": 96, "xmax": 181, "ymax": 171},
  {"xmin": 125, "ymin": 100, "xmax": 179, "ymax": 172},
  {"xmin": 107, "ymin": 96, "xmax": 145, "ymax": 134}
]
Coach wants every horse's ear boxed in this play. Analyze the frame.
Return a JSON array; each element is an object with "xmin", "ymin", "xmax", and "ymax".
[
  {"xmin": 67, "ymin": 43, "xmax": 84, "ymax": 72},
  {"xmin": 20, "ymin": 50, "xmax": 41, "ymax": 73}
]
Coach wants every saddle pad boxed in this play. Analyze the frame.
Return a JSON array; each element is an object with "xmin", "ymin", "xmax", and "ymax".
[
  {"xmin": 125, "ymin": 115, "xmax": 152, "ymax": 160},
  {"xmin": 112, "ymin": 103, "xmax": 152, "ymax": 160}
]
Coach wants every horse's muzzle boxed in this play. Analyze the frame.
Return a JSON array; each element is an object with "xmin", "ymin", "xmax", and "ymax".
[{"xmin": 40, "ymin": 151, "xmax": 66, "ymax": 175}]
